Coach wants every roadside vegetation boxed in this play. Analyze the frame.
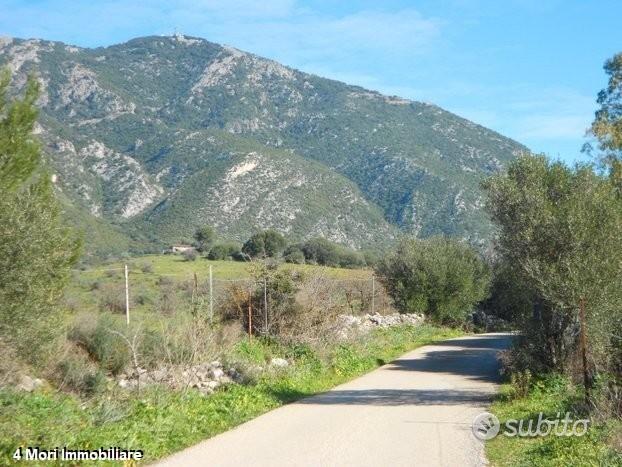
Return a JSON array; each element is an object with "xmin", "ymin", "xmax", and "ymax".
[
  {"xmin": 487, "ymin": 375, "xmax": 621, "ymax": 466},
  {"xmin": 481, "ymin": 53, "xmax": 622, "ymax": 465},
  {"xmin": 1, "ymin": 325, "xmax": 460, "ymax": 464}
]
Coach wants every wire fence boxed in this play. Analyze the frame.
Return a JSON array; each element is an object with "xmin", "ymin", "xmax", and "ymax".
[{"xmin": 68, "ymin": 262, "xmax": 394, "ymax": 332}]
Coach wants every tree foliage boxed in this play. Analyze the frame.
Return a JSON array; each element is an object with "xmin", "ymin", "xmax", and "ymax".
[
  {"xmin": 590, "ymin": 52, "xmax": 622, "ymax": 159},
  {"xmin": 483, "ymin": 154, "xmax": 622, "ymax": 370},
  {"xmin": 0, "ymin": 71, "xmax": 81, "ymax": 360},
  {"xmin": 242, "ymin": 230, "xmax": 287, "ymax": 258},
  {"xmin": 375, "ymin": 236, "xmax": 490, "ymax": 325},
  {"xmin": 298, "ymin": 238, "xmax": 365, "ymax": 268},
  {"xmin": 207, "ymin": 241, "xmax": 242, "ymax": 260},
  {"xmin": 193, "ymin": 225, "xmax": 215, "ymax": 252},
  {"xmin": 0, "ymin": 69, "xmax": 41, "ymax": 191}
]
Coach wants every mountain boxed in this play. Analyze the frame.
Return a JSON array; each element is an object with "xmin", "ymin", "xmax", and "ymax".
[{"xmin": 0, "ymin": 35, "xmax": 527, "ymax": 257}]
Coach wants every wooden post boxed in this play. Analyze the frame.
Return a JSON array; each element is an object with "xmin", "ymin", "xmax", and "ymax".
[
  {"xmin": 579, "ymin": 297, "xmax": 590, "ymax": 403},
  {"xmin": 192, "ymin": 272, "xmax": 198, "ymax": 315},
  {"xmin": 263, "ymin": 276, "xmax": 268, "ymax": 334},
  {"xmin": 209, "ymin": 265, "xmax": 213, "ymax": 323},
  {"xmin": 248, "ymin": 289, "xmax": 253, "ymax": 341},
  {"xmin": 124, "ymin": 264, "xmax": 130, "ymax": 326},
  {"xmin": 371, "ymin": 275, "xmax": 375, "ymax": 314}
]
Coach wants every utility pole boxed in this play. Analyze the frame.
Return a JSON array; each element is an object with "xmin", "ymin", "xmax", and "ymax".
[
  {"xmin": 124, "ymin": 264, "xmax": 130, "ymax": 326},
  {"xmin": 579, "ymin": 297, "xmax": 590, "ymax": 403}
]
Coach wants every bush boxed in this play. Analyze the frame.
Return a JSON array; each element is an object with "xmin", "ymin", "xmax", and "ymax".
[
  {"xmin": 283, "ymin": 246, "xmax": 305, "ymax": 264},
  {"xmin": 183, "ymin": 249, "xmax": 198, "ymax": 262},
  {"xmin": 375, "ymin": 236, "xmax": 490, "ymax": 325},
  {"xmin": 299, "ymin": 238, "xmax": 366, "ymax": 268},
  {"xmin": 69, "ymin": 313, "xmax": 131, "ymax": 375},
  {"xmin": 208, "ymin": 242, "xmax": 242, "ymax": 260},
  {"xmin": 232, "ymin": 251, "xmax": 251, "ymax": 262},
  {"xmin": 97, "ymin": 283, "xmax": 126, "ymax": 313},
  {"xmin": 156, "ymin": 283, "xmax": 180, "ymax": 315},
  {"xmin": 510, "ymin": 369, "xmax": 533, "ymax": 399},
  {"xmin": 140, "ymin": 316, "xmax": 217, "ymax": 368},
  {"xmin": 55, "ymin": 350, "xmax": 107, "ymax": 396}
]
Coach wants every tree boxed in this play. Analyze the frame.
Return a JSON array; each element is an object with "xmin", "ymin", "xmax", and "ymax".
[
  {"xmin": 283, "ymin": 245, "xmax": 305, "ymax": 264},
  {"xmin": 193, "ymin": 225, "xmax": 215, "ymax": 252},
  {"xmin": 375, "ymin": 236, "xmax": 490, "ymax": 325},
  {"xmin": 0, "ymin": 69, "xmax": 40, "ymax": 191},
  {"xmin": 482, "ymin": 154, "xmax": 622, "ymax": 371},
  {"xmin": 0, "ymin": 71, "xmax": 81, "ymax": 360},
  {"xmin": 242, "ymin": 230, "xmax": 287, "ymax": 258},
  {"xmin": 590, "ymin": 53, "xmax": 622, "ymax": 160},
  {"xmin": 589, "ymin": 52, "xmax": 622, "ymax": 198},
  {"xmin": 207, "ymin": 242, "xmax": 242, "ymax": 260}
]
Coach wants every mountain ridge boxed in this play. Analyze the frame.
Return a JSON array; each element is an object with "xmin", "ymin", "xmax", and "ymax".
[{"xmin": 0, "ymin": 34, "xmax": 527, "ymax": 257}]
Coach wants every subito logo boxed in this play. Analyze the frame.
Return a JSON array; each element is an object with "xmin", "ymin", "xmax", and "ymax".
[{"xmin": 471, "ymin": 412, "xmax": 500, "ymax": 440}]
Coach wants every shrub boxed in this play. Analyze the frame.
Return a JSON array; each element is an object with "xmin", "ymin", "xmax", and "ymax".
[
  {"xmin": 55, "ymin": 350, "xmax": 106, "ymax": 396},
  {"xmin": 510, "ymin": 369, "xmax": 533, "ymax": 399},
  {"xmin": 156, "ymin": 276, "xmax": 174, "ymax": 287},
  {"xmin": 69, "ymin": 313, "xmax": 131, "ymax": 375},
  {"xmin": 208, "ymin": 242, "xmax": 242, "ymax": 260},
  {"xmin": 283, "ymin": 247, "xmax": 305, "ymax": 264},
  {"xmin": 183, "ymin": 249, "xmax": 198, "ymax": 262},
  {"xmin": 140, "ymin": 316, "xmax": 217, "ymax": 368},
  {"xmin": 97, "ymin": 283, "xmax": 126, "ymax": 313},
  {"xmin": 232, "ymin": 251, "xmax": 251, "ymax": 262},
  {"xmin": 156, "ymin": 284, "xmax": 180, "ymax": 315},
  {"xmin": 299, "ymin": 238, "xmax": 365, "ymax": 268},
  {"xmin": 375, "ymin": 236, "xmax": 490, "ymax": 325}
]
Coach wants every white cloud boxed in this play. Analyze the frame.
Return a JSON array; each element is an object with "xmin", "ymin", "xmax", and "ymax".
[{"xmin": 0, "ymin": 2, "xmax": 441, "ymax": 71}]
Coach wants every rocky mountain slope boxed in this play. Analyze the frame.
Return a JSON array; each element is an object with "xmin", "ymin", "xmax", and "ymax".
[{"xmin": 0, "ymin": 35, "xmax": 527, "ymax": 256}]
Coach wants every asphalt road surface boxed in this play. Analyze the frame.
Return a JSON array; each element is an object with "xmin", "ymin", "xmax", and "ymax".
[{"xmin": 155, "ymin": 333, "xmax": 512, "ymax": 467}]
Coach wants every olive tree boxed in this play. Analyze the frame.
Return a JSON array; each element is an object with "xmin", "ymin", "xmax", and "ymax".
[
  {"xmin": 375, "ymin": 236, "xmax": 490, "ymax": 326},
  {"xmin": 0, "ymin": 71, "xmax": 81, "ymax": 361},
  {"xmin": 483, "ymin": 154, "xmax": 622, "ymax": 372}
]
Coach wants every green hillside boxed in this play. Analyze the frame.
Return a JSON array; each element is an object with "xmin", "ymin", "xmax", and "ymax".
[{"xmin": 0, "ymin": 35, "xmax": 527, "ymax": 256}]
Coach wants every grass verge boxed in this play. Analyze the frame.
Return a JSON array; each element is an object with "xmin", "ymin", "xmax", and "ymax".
[
  {"xmin": 486, "ymin": 375, "xmax": 622, "ymax": 466},
  {"xmin": 0, "ymin": 324, "xmax": 460, "ymax": 465}
]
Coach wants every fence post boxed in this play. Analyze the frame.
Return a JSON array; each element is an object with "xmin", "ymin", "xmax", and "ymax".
[
  {"xmin": 263, "ymin": 276, "xmax": 268, "ymax": 334},
  {"xmin": 248, "ymin": 289, "xmax": 252, "ymax": 341},
  {"xmin": 124, "ymin": 264, "xmax": 130, "ymax": 326},
  {"xmin": 209, "ymin": 265, "xmax": 213, "ymax": 324},
  {"xmin": 371, "ymin": 274, "xmax": 375, "ymax": 314},
  {"xmin": 579, "ymin": 297, "xmax": 590, "ymax": 403},
  {"xmin": 192, "ymin": 272, "xmax": 198, "ymax": 315}
]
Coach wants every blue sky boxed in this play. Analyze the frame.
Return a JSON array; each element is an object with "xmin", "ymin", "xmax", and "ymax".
[{"xmin": 1, "ymin": 0, "xmax": 620, "ymax": 163}]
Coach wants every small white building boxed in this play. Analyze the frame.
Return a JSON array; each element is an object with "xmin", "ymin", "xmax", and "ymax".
[{"xmin": 168, "ymin": 244, "xmax": 196, "ymax": 254}]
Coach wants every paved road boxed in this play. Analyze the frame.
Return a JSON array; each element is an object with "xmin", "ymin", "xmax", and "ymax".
[{"xmin": 155, "ymin": 333, "xmax": 512, "ymax": 467}]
